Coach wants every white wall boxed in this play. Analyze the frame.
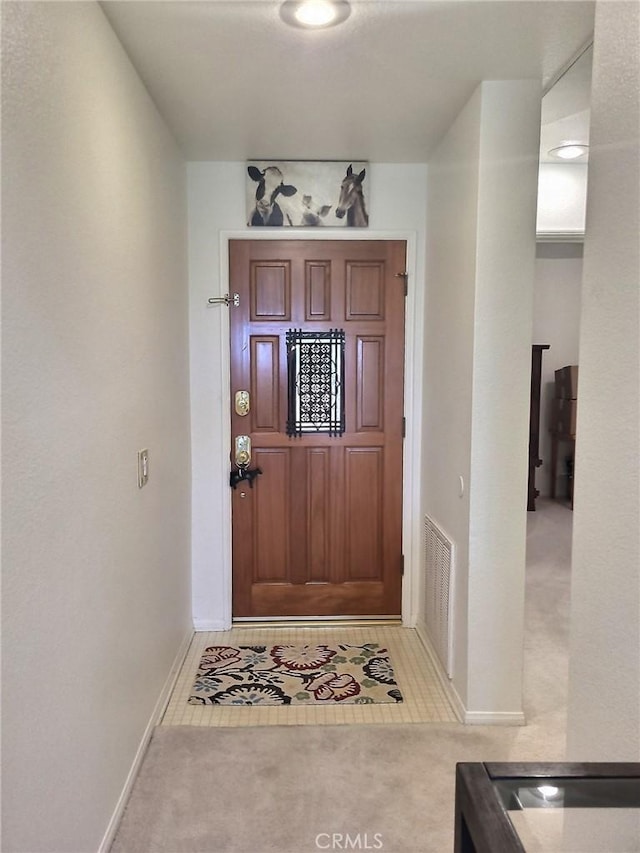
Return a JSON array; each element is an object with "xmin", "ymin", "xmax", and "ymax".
[
  {"xmin": 567, "ymin": 0, "xmax": 640, "ymax": 760},
  {"xmin": 533, "ymin": 243, "xmax": 583, "ymax": 497},
  {"xmin": 2, "ymin": 4, "xmax": 192, "ymax": 851},
  {"xmin": 188, "ymin": 162, "xmax": 428, "ymax": 629},
  {"xmin": 467, "ymin": 81, "xmax": 540, "ymax": 716},
  {"xmin": 423, "ymin": 87, "xmax": 481, "ymax": 703},
  {"xmin": 536, "ymin": 163, "xmax": 588, "ymax": 239},
  {"xmin": 424, "ymin": 80, "xmax": 540, "ymax": 720}
]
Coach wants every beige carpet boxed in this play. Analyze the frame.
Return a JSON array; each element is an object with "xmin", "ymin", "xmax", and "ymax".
[
  {"xmin": 110, "ymin": 718, "xmax": 566, "ymax": 853},
  {"xmin": 111, "ymin": 501, "xmax": 572, "ymax": 853}
]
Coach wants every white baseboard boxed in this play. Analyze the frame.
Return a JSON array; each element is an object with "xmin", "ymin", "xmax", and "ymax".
[
  {"xmin": 447, "ymin": 677, "xmax": 527, "ymax": 725},
  {"xmin": 414, "ymin": 622, "xmax": 525, "ymax": 726},
  {"xmin": 449, "ymin": 675, "xmax": 526, "ymax": 726},
  {"xmin": 97, "ymin": 626, "xmax": 194, "ymax": 853},
  {"xmin": 462, "ymin": 709, "xmax": 526, "ymax": 726},
  {"xmin": 414, "ymin": 622, "xmax": 463, "ymax": 722},
  {"xmin": 446, "ymin": 680, "xmax": 469, "ymax": 724},
  {"xmin": 193, "ymin": 618, "xmax": 231, "ymax": 631}
]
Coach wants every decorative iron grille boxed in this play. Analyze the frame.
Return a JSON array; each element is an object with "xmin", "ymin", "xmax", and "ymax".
[{"xmin": 286, "ymin": 329, "xmax": 345, "ymax": 437}]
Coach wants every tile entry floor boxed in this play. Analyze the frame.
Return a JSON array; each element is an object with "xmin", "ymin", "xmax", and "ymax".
[{"xmin": 161, "ymin": 625, "xmax": 458, "ymax": 727}]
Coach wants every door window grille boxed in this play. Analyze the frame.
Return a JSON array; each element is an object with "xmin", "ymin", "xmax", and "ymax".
[{"xmin": 286, "ymin": 329, "xmax": 345, "ymax": 437}]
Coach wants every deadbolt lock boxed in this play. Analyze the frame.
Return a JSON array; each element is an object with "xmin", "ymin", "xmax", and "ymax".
[{"xmin": 235, "ymin": 390, "xmax": 250, "ymax": 417}]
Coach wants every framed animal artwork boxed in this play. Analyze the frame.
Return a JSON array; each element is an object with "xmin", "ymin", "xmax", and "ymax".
[{"xmin": 246, "ymin": 160, "xmax": 369, "ymax": 228}]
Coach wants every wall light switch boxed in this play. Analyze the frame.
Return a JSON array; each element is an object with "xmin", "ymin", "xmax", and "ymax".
[{"xmin": 138, "ymin": 449, "xmax": 149, "ymax": 488}]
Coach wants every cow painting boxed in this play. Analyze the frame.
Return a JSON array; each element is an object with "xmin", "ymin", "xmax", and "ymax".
[
  {"xmin": 247, "ymin": 165, "xmax": 297, "ymax": 226},
  {"xmin": 246, "ymin": 160, "xmax": 369, "ymax": 228}
]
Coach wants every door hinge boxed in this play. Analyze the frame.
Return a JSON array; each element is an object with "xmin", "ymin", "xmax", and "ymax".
[
  {"xmin": 395, "ymin": 271, "xmax": 408, "ymax": 296},
  {"xmin": 401, "ymin": 555, "xmax": 405, "ymax": 576},
  {"xmin": 402, "ymin": 416, "xmax": 406, "ymax": 438}
]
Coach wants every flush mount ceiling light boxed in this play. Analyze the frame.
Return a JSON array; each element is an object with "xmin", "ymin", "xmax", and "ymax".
[
  {"xmin": 280, "ymin": 0, "xmax": 351, "ymax": 29},
  {"xmin": 549, "ymin": 142, "xmax": 590, "ymax": 160}
]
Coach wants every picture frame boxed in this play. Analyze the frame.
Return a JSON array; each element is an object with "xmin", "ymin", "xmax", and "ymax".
[{"xmin": 246, "ymin": 160, "xmax": 369, "ymax": 228}]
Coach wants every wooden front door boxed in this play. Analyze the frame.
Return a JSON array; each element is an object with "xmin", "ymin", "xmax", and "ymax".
[{"xmin": 229, "ymin": 239, "xmax": 406, "ymax": 618}]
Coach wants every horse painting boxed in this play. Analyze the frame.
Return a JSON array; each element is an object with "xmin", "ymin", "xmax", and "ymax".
[
  {"xmin": 246, "ymin": 161, "xmax": 368, "ymax": 228},
  {"xmin": 335, "ymin": 164, "xmax": 369, "ymax": 227}
]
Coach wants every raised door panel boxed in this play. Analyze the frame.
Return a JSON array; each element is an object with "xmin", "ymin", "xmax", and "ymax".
[
  {"xmin": 356, "ymin": 336, "xmax": 384, "ymax": 432},
  {"xmin": 307, "ymin": 448, "xmax": 331, "ymax": 583},
  {"xmin": 250, "ymin": 336, "xmax": 280, "ymax": 432},
  {"xmin": 345, "ymin": 261, "xmax": 385, "ymax": 320},
  {"xmin": 250, "ymin": 261, "xmax": 291, "ymax": 320},
  {"xmin": 253, "ymin": 449, "xmax": 290, "ymax": 583},
  {"xmin": 305, "ymin": 261, "xmax": 332, "ymax": 321},
  {"xmin": 344, "ymin": 447, "xmax": 383, "ymax": 581}
]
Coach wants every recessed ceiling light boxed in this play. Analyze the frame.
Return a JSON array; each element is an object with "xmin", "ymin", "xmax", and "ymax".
[
  {"xmin": 280, "ymin": 0, "xmax": 351, "ymax": 29},
  {"xmin": 549, "ymin": 143, "xmax": 589, "ymax": 160}
]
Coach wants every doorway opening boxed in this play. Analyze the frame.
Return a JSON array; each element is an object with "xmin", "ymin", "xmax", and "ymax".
[
  {"xmin": 214, "ymin": 229, "xmax": 423, "ymax": 628},
  {"xmin": 228, "ymin": 238, "xmax": 407, "ymax": 619}
]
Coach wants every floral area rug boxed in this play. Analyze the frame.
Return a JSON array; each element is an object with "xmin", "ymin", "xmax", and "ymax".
[{"xmin": 188, "ymin": 643, "xmax": 404, "ymax": 706}]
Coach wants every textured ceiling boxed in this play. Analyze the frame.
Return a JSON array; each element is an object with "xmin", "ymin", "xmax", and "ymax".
[{"xmin": 101, "ymin": 0, "xmax": 595, "ymax": 162}]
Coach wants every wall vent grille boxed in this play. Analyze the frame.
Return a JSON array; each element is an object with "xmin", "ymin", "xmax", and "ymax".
[{"xmin": 423, "ymin": 515, "xmax": 454, "ymax": 678}]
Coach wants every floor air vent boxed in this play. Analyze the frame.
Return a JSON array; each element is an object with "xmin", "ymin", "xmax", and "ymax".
[{"xmin": 423, "ymin": 515, "xmax": 454, "ymax": 678}]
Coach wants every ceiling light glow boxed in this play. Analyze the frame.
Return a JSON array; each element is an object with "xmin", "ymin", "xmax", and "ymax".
[
  {"xmin": 295, "ymin": 1, "xmax": 336, "ymax": 26},
  {"xmin": 549, "ymin": 143, "xmax": 589, "ymax": 160},
  {"xmin": 280, "ymin": 0, "xmax": 351, "ymax": 29},
  {"xmin": 537, "ymin": 786, "xmax": 560, "ymax": 798}
]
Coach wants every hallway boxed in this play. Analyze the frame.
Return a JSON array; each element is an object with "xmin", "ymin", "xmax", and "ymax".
[
  {"xmin": 3, "ymin": 3, "xmax": 638, "ymax": 850},
  {"xmin": 111, "ymin": 501, "xmax": 573, "ymax": 852}
]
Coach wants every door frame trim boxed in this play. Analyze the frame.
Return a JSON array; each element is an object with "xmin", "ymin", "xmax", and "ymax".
[{"xmin": 217, "ymin": 229, "xmax": 423, "ymax": 628}]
